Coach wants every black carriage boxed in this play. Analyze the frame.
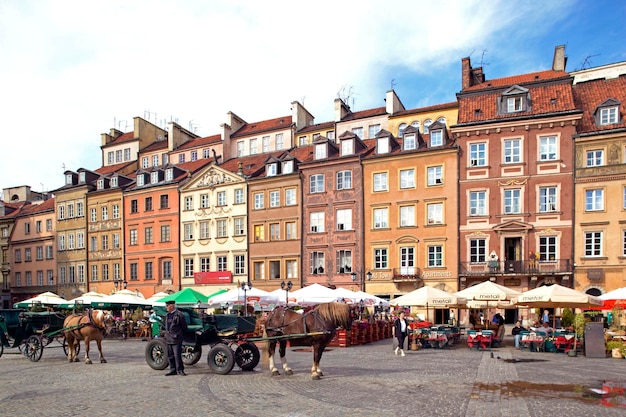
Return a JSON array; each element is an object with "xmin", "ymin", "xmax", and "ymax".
[
  {"xmin": 145, "ymin": 307, "xmax": 259, "ymax": 375},
  {"xmin": 0, "ymin": 309, "xmax": 79, "ymax": 362}
]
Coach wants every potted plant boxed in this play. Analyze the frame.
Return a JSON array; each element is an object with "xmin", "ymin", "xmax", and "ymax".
[
  {"xmin": 606, "ymin": 340, "xmax": 625, "ymax": 358},
  {"xmin": 569, "ymin": 313, "xmax": 586, "ymax": 357}
]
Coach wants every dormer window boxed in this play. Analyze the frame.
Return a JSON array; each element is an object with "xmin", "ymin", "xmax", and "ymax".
[
  {"xmin": 404, "ymin": 134, "xmax": 416, "ymax": 150},
  {"xmin": 595, "ymin": 98, "xmax": 620, "ymax": 126},
  {"xmin": 315, "ymin": 143, "xmax": 327, "ymax": 159},
  {"xmin": 137, "ymin": 174, "xmax": 145, "ymax": 186},
  {"xmin": 151, "ymin": 171, "xmax": 159, "ymax": 184},
  {"xmin": 97, "ymin": 179, "xmax": 105, "ymax": 190},
  {"xmin": 500, "ymin": 85, "xmax": 529, "ymax": 114},
  {"xmin": 65, "ymin": 174, "xmax": 73, "ymax": 185},
  {"xmin": 266, "ymin": 163, "xmax": 277, "ymax": 177},
  {"xmin": 377, "ymin": 137, "xmax": 389, "ymax": 154},
  {"xmin": 165, "ymin": 168, "xmax": 174, "ymax": 181},
  {"xmin": 341, "ymin": 139, "xmax": 354, "ymax": 156},
  {"xmin": 110, "ymin": 176, "xmax": 118, "ymax": 188},
  {"xmin": 430, "ymin": 130, "xmax": 443, "ymax": 147},
  {"xmin": 282, "ymin": 160, "xmax": 293, "ymax": 174},
  {"xmin": 79, "ymin": 172, "xmax": 86, "ymax": 183}
]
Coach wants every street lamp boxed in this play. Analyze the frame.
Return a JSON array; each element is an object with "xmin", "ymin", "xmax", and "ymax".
[
  {"xmin": 123, "ymin": 279, "xmax": 128, "ymax": 290},
  {"xmin": 240, "ymin": 281, "xmax": 251, "ymax": 316},
  {"xmin": 281, "ymin": 280, "xmax": 293, "ymax": 305},
  {"xmin": 359, "ymin": 299, "xmax": 364, "ymax": 320},
  {"xmin": 114, "ymin": 278, "xmax": 119, "ymax": 291},
  {"xmin": 366, "ymin": 271, "xmax": 372, "ymax": 281}
]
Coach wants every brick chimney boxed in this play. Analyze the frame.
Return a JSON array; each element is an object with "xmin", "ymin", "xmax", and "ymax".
[
  {"xmin": 334, "ymin": 98, "xmax": 351, "ymax": 122},
  {"xmin": 461, "ymin": 57, "xmax": 485, "ymax": 90}
]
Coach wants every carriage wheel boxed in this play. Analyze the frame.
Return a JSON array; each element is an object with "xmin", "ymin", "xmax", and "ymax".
[
  {"xmin": 24, "ymin": 335, "xmax": 44, "ymax": 362},
  {"xmin": 207, "ymin": 344, "xmax": 235, "ymax": 375},
  {"xmin": 62, "ymin": 337, "xmax": 80, "ymax": 357},
  {"xmin": 145, "ymin": 339, "xmax": 168, "ymax": 370},
  {"xmin": 182, "ymin": 345, "xmax": 202, "ymax": 366},
  {"xmin": 235, "ymin": 342, "xmax": 260, "ymax": 371},
  {"xmin": 0, "ymin": 341, "xmax": 3, "ymax": 358}
]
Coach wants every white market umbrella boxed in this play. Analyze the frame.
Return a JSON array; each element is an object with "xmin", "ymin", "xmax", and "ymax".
[
  {"xmin": 333, "ymin": 287, "xmax": 362, "ymax": 304},
  {"xmin": 14, "ymin": 291, "xmax": 68, "ymax": 308},
  {"xmin": 390, "ymin": 286, "xmax": 467, "ymax": 322},
  {"xmin": 268, "ymin": 288, "xmax": 298, "ymax": 306},
  {"xmin": 515, "ymin": 284, "xmax": 602, "ymax": 309},
  {"xmin": 61, "ymin": 291, "xmax": 107, "ymax": 308},
  {"xmin": 598, "ymin": 287, "xmax": 626, "ymax": 310},
  {"xmin": 145, "ymin": 291, "xmax": 171, "ymax": 307},
  {"xmin": 208, "ymin": 287, "xmax": 278, "ymax": 307},
  {"xmin": 289, "ymin": 283, "xmax": 339, "ymax": 306},
  {"xmin": 353, "ymin": 291, "xmax": 390, "ymax": 308},
  {"xmin": 454, "ymin": 281, "xmax": 521, "ymax": 303},
  {"xmin": 92, "ymin": 289, "xmax": 152, "ymax": 309}
]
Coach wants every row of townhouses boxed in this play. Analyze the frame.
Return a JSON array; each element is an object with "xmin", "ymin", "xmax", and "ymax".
[{"xmin": 2, "ymin": 46, "xmax": 625, "ymax": 323}]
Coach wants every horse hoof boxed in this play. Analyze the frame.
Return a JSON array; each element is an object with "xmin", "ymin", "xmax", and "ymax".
[
  {"xmin": 271, "ymin": 370, "xmax": 280, "ymax": 376},
  {"xmin": 101, "ymin": 359, "xmax": 107, "ymax": 363},
  {"xmin": 311, "ymin": 374, "xmax": 321, "ymax": 380},
  {"xmin": 85, "ymin": 360, "xmax": 92, "ymax": 364},
  {"xmin": 285, "ymin": 369, "xmax": 293, "ymax": 376},
  {"xmin": 73, "ymin": 358, "xmax": 79, "ymax": 362}
]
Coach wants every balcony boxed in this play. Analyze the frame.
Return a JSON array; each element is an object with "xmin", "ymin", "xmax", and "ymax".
[
  {"xmin": 392, "ymin": 268, "xmax": 423, "ymax": 285},
  {"xmin": 459, "ymin": 259, "xmax": 572, "ymax": 277}
]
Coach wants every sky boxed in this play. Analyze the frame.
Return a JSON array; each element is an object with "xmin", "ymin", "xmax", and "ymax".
[{"xmin": 1, "ymin": 0, "xmax": 626, "ymax": 198}]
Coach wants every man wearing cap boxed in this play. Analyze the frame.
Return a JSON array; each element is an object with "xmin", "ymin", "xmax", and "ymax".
[{"xmin": 164, "ymin": 300, "xmax": 188, "ymax": 376}]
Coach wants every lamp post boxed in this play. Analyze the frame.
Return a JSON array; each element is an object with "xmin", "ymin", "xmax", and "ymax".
[
  {"xmin": 281, "ymin": 280, "xmax": 293, "ymax": 305},
  {"xmin": 240, "ymin": 281, "xmax": 251, "ymax": 316},
  {"xmin": 359, "ymin": 299, "xmax": 364, "ymax": 320},
  {"xmin": 123, "ymin": 279, "xmax": 127, "ymax": 290},
  {"xmin": 351, "ymin": 271, "xmax": 372, "ymax": 291},
  {"xmin": 113, "ymin": 278, "xmax": 119, "ymax": 292}
]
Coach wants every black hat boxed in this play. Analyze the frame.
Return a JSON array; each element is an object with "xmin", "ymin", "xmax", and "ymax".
[{"xmin": 165, "ymin": 300, "xmax": 176, "ymax": 305}]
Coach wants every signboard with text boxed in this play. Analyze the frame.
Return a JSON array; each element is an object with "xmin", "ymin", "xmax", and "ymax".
[{"xmin": 193, "ymin": 271, "xmax": 233, "ymax": 285}]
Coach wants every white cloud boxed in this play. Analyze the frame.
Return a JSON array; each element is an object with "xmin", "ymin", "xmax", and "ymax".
[{"xmin": 0, "ymin": 0, "xmax": 600, "ymax": 196}]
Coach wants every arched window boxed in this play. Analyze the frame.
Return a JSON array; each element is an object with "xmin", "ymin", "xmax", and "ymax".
[
  {"xmin": 423, "ymin": 119, "xmax": 433, "ymax": 134},
  {"xmin": 398, "ymin": 123, "xmax": 408, "ymax": 138},
  {"xmin": 437, "ymin": 117, "xmax": 447, "ymax": 125}
]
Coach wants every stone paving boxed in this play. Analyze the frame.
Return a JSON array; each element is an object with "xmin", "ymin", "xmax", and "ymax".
[{"xmin": 0, "ymin": 336, "xmax": 624, "ymax": 417}]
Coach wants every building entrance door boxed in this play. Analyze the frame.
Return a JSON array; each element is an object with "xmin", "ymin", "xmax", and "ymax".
[{"xmin": 504, "ymin": 237, "xmax": 522, "ymax": 273}]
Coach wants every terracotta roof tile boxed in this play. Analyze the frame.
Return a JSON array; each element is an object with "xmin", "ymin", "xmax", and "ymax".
[
  {"xmin": 392, "ymin": 101, "xmax": 458, "ymax": 117},
  {"xmin": 219, "ymin": 152, "xmax": 282, "ymax": 177},
  {"xmin": 231, "ymin": 116, "xmax": 292, "ymax": 137},
  {"xmin": 177, "ymin": 134, "xmax": 222, "ymax": 150},
  {"xmin": 20, "ymin": 197, "xmax": 55, "ymax": 215},
  {"xmin": 95, "ymin": 161, "xmax": 136, "ymax": 175},
  {"xmin": 142, "ymin": 140, "xmax": 168, "ymax": 152},
  {"xmin": 340, "ymin": 106, "xmax": 386, "ymax": 122},
  {"xmin": 573, "ymin": 74, "xmax": 626, "ymax": 134},
  {"xmin": 463, "ymin": 70, "xmax": 570, "ymax": 92},
  {"xmin": 102, "ymin": 131, "xmax": 135, "ymax": 147},
  {"xmin": 457, "ymin": 79, "xmax": 577, "ymax": 124},
  {"xmin": 297, "ymin": 121, "xmax": 335, "ymax": 134}
]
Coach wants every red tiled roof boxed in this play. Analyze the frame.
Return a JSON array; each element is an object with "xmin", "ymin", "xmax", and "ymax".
[
  {"xmin": 95, "ymin": 161, "xmax": 136, "ymax": 175},
  {"xmin": 463, "ymin": 70, "xmax": 570, "ymax": 92},
  {"xmin": 297, "ymin": 120, "xmax": 335, "ymax": 134},
  {"xmin": 177, "ymin": 134, "xmax": 222, "ymax": 150},
  {"xmin": 457, "ymin": 80, "xmax": 576, "ymax": 124},
  {"xmin": 231, "ymin": 116, "xmax": 292, "ymax": 137},
  {"xmin": 220, "ymin": 152, "xmax": 284, "ymax": 177},
  {"xmin": 20, "ymin": 197, "xmax": 55, "ymax": 215},
  {"xmin": 102, "ymin": 131, "xmax": 135, "ymax": 147},
  {"xmin": 340, "ymin": 106, "xmax": 386, "ymax": 122},
  {"xmin": 574, "ymin": 74, "xmax": 626, "ymax": 134},
  {"xmin": 142, "ymin": 140, "xmax": 168, "ymax": 152},
  {"xmin": 175, "ymin": 158, "xmax": 215, "ymax": 174}
]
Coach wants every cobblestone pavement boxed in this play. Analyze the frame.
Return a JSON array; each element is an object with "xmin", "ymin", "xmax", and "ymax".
[{"xmin": 0, "ymin": 337, "xmax": 624, "ymax": 417}]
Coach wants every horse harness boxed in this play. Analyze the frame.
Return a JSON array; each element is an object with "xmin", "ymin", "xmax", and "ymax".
[
  {"xmin": 265, "ymin": 307, "xmax": 331, "ymax": 336},
  {"xmin": 67, "ymin": 309, "xmax": 107, "ymax": 338}
]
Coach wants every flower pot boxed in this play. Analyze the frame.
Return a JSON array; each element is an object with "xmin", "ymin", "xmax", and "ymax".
[
  {"xmin": 612, "ymin": 348, "xmax": 623, "ymax": 359},
  {"xmin": 567, "ymin": 349, "xmax": 577, "ymax": 357}
]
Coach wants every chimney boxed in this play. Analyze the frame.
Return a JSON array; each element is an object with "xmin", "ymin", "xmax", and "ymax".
[
  {"xmin": 385, "ymin": 89, "xmax": 405, "ymax": 115},
  {"xmin": 291, "ymin": 100, "xmax": 314, "ymax": 131},
  {"xmin": 100, "ymin": 129, "xmax": 123, "ymax": 146},
  {"xmin": 334, "ymin": 98, "xmax": 351, "ymax": 122},
  {"xmin": 461, "ymin": 57, "xmax": 485, "ymax": 90},
  {"xmin": 552, "ymin": 45, "xmax": 567, "ymax": 71}
]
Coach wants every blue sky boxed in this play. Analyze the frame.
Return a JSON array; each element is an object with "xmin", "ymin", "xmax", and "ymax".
[{"xmin": 1, "ymin": 0, "xmax": 625, "ymax": 196}]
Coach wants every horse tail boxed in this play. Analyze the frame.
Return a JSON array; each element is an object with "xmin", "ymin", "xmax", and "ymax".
[{"xmin": 260, "ymin": 328, "xmax": 269, "ymax": 369}]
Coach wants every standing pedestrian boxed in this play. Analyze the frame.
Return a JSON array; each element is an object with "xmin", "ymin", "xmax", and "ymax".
[
  {"xmin": 393, "ymin": 310, "xmax": 408, "ymax": 357},
  {"xmin": 164, "ymin": 300, "xmax": 188, "ymax": 376}
]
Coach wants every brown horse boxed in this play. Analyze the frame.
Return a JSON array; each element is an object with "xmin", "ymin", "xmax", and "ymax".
[
  {"xmin": 263, "ymin": 302, "xmax": 351, "ymax": 380},
  {"xmin": 63, "ymin": 309, "xmax": 114, "ymax": 364}
]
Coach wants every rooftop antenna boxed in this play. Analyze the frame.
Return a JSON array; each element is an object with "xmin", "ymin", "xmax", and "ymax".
[
  {"xmin": 390, "ymin": 79, "xmax": 396, "ymax": 90},
  {"xmin": 479, "ymin": 49, "xmax": 489, "ymax": 67},
  {"xmin": 580, "ymin": 54, "xmax": 600, "ymax": 70},
  {"xmin": 61, "ymin": 163, "xmax": 66, "ymax": 172},
  {"xmin": 301, "ymin": 96, "xmax": 305, "ymax": 105}
]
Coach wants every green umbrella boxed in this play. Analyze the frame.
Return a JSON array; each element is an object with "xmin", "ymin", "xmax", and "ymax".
[{"xmin": 155, "ymin": 288, "xmax": 227, "ymax": 307}]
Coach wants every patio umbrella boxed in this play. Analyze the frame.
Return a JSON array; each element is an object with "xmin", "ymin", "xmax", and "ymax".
[
  {"xmin": 454, "ymin": 281, "xmax": 521, "ymax": 303},
  {"xmin": 390, "ymin": 286, "xmax": 467, "ymax": 321},
  {"xmin": 153, "ymin": 288, "xmax": 227, "ymax": 308},
  {"xmin": 289, "ymin": 283, "xmax": 339, "ymax": 306},
  {"xmin": 91, "ymin": 289, "xmax": 152, "ymax": 309},
  {"xmin": 14, "ymin": 291, "xmax": 68, "ymax": 308},
  {"xmin": 207, "ymin": 287, "xmax": 278, "ymax": 307},
  {"xmin": 333, "ymin": 287, "xmax": 362, "ymax": 304},
  {"xmin": 353, "ymin": 290, "xmax": 390, "ymax": 308},
  {"xmin": 598, "ymin": 287, "xmax": 626, "ymax": 310},
  {"xmin": 145, "ymin": 291, "xmax": 171, "ymax": 306},
  {"xmin": 515, "ymin": 284, "xmax": 603, "ymax": 309},
  {"xmin": 268, "ymin": 288, "xmax": 298, "ymax": 306},
  {"xmin": 59, "ymin": 291, "xmax": 107, "ymax": 309}
]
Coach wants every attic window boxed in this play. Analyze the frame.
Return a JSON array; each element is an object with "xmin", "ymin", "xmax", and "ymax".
[
  {"xmin": 474, "ymin": 109, "xmax": 482, "ymax": 115},
  {"xmin": 266, "ymin": 163, "xmax": 277, "ymax": 177},
  {"xmin": 282, "ymin": 160, "xmax": 293, "ymax": 174},
  {"xmin": 65, "ymin": 174, "xmax": 73, "ymax": 185},
  {"xmin": 315, "ymin": 143, "xmax": 327, "ymax": 159},
  {"xmin": 403, "ymin": 134, "xmax": 416, "ymax": 151},
  {"xmin": 165, "ymin": 168, "xmax": 174, "ymax": 181},
  {"xmin": 110, "ymin": 177, "xmax": 118, "ymax": 188},
  {"xmin": 550, "ymin": 98, "xmax": 557, "ymax": 104},
  {"xmin": 501, "ymin": 85, "xmax": 529, "ymax": 114},
  {"xmin": 97, "ymin": 179, "xmax": 104, "ymax": 190},
  {"xmin": 430, "ymin": 130, "xmax": 443, "ymax": 147},
  {"xmin": 599, "ymin": 106, "xmax": 618, "ymax": 125},
  {"xmin": 507, "ymin": 97, "xmax": 524, "ymax": 112},
  {"xmin": 377, "ymin": 137, "xmax": 389, "ymax": 154},
  {"xmin": 341, "ymin": 138, "xmax": 354, "ymax": 156},
  {"xmin": 137, "ymin": 174, "xmax": 145, "ymax": 186},
  {"xmin": 151, "ymin": 171, "xmax": 159, "ymax": 184},
  {"xmin": 79, "ymin": 172, "xmax": 86, "ymax": 183}
]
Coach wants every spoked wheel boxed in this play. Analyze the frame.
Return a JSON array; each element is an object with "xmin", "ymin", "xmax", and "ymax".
[
  {"xmin": 145, "ymin": 339, "xmax": 168, "ymax": 370},
  {"xmin": 207, "ymin": 343, "xmax": 235, "ymax": 375},
  {"xmin": 62, "ymin": 338, "xmax": 80, "ymax": 357},
  {"xmin": 235, "ymin": 342, "xmax": 260, "ymax": 371},
  {"xmin": 24, "ymin": 335, "xmax": 44, "ymax": 362},
  {"xmin": 182, "ymin": 345, "xmax": 202, "ymax": 366}
]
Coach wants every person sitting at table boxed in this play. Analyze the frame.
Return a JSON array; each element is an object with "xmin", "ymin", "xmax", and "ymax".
[
  {"xmin": 492, "ymin": 313, "xmax": 505, "ymax": 342},
  {"xmin": 511, "ymin": 320, "xmax": 525, "ymax": 349},
  {"xmin": 541, "ymin": 321, "xmax": 553, "ymax": 336},
  {"xmin": 469, "ymin": 310, "xmax": 478, "ymax": 330}
]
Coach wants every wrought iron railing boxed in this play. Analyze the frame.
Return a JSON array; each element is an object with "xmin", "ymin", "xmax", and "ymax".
[{"xmin": 459, "ymin": 259, "xmax": 572, "ymax": 276}]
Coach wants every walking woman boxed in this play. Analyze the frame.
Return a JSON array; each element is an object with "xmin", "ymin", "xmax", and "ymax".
[{"xmin": 393, "ymin": 310, "xmax": 409, "ymax": 356}]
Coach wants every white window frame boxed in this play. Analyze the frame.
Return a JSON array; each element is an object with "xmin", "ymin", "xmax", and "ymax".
[
  {"xmin": 400, "ymin": 205, "xmax": 415, "ymax": 227},
  {"xmin": 310, "ymin": 174, "xmax": 324, "ymax": 193},
  {"xmin": 310, "ymin": 212, "xmax": 324, "ymax": 233},
  {"xmin": 469, "ymin": 191, "xmax": 487, "ymax": 216},
  {"xmin": 584, "ymin": 231, "xmax": 602, "ymax": 257},
  {"xmin": 586, "ymin": 149, "xmax": 604, "ymax": 167},
  {"xmin": 399, "ymin": 169, "xmax": 415, "ymax": 189},
  {"xmin": 373, "ymin": 208, "xmax": 388, "ymax": 229},
  {"xmin": 427, "ymin": 166, "xmax": 443, "ymax": 186},
  {"xmin": 373, "ymin": 172, "xmax": 388, "ymax": 192},
  {"xmin": 504, "ymin": 138, "xmax": 521, "ymax": 163},
  {"xmin": 336, "ymin": 209, "xmax": 352, "ymax": 231},
  {"xmin": 504, "ymin": 189, "xmax": 521, "ymax": 214},
  {"xmin": 585, "ymin": 189, "xmax": 604, "ymax": 211},
  {"xmin": 427, "ymin": 203, "xmax": 443, "ymax": 225},
  {"xmin": 337, "ymin": 170, "xmax": 352, "ymax": 190},
  {"xmin": 469, "ymin": 142, "xmax": 486, "ymax": 167},
  {"xmin": 539, "ymin": 187, "xmax": 558, "ymax": 212},
  {"xmin": 600, "ymin": 107, "xmax": 618, "ymax": 125}
]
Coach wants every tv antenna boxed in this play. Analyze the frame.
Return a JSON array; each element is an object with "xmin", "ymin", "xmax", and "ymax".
[
  {"xmin": 580, "ymin": 54, "xmax": 600, "ymax": 70},
  {"xmin": 390, "ymin": 79, "xmax": 396, "ymax": 90}
]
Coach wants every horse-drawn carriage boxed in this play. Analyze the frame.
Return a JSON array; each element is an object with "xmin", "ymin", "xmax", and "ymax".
[
  {"xmin": 0, "ymin": 309, "xmax": 79, "ymax": 362},
  {"xmin": 145, "ymin": 307, "xmax": 260, "ymax": 374}
]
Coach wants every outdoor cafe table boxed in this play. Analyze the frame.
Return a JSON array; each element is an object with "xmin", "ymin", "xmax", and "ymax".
[{"xmin": 466, "ymin": 330, "xmax": 493, "ymax": 350}]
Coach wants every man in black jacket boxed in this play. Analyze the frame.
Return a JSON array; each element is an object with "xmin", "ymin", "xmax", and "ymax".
[{"xmin": 164, "ymin": 300, "xmax": 188, "ymax": 376}]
